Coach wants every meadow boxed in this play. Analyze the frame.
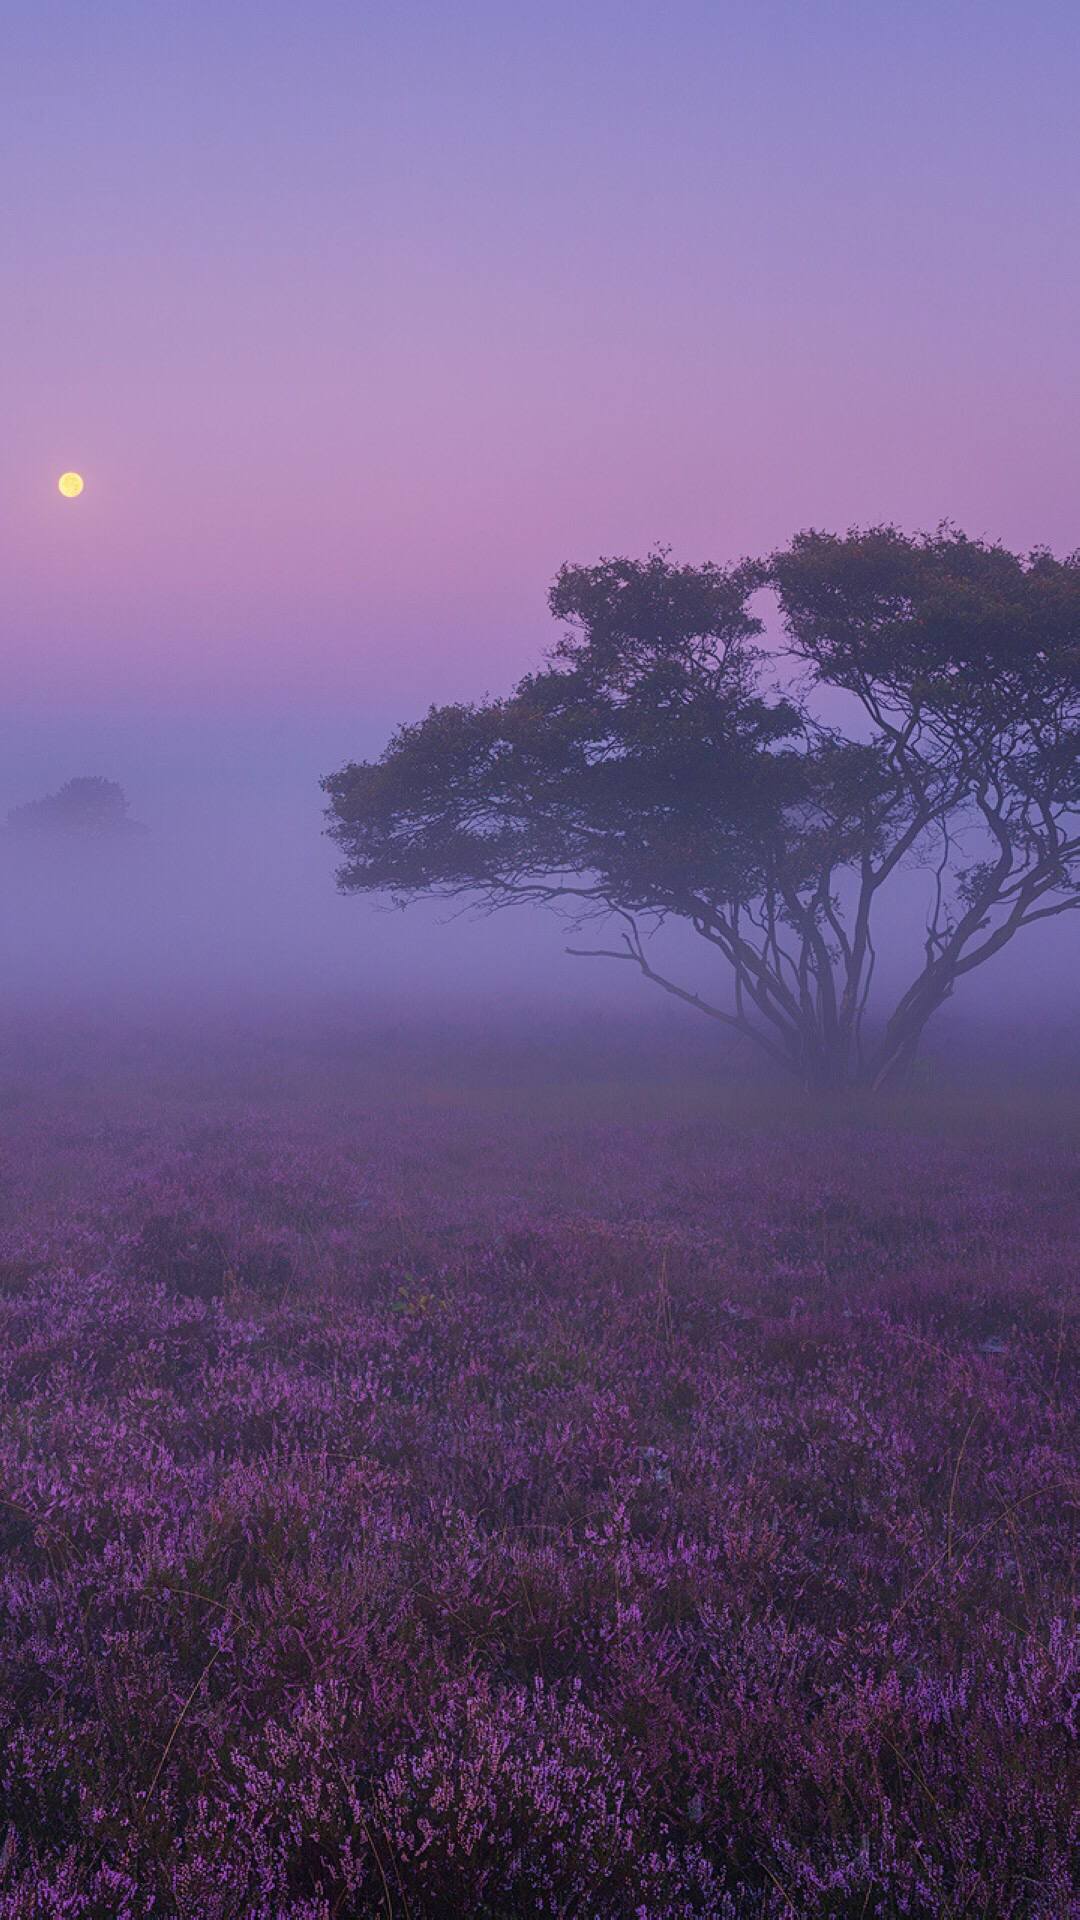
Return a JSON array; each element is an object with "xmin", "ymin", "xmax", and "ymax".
[{"xmin": 0, "ymin": 1011, "xmax": 1076, "ymax": 1918}]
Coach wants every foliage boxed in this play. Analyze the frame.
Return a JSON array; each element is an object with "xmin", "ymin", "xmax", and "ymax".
[
  {"xmin": 324, "ymin": 533, "xmax": 1080, "ymax": 1089},
  {"xmin": 0, "ymin": 1033, "xmax": 1076, "ymax": 1915},
  {"xmin": 6, "ymin": 777, "xmax": 145, "ymax": 839}
]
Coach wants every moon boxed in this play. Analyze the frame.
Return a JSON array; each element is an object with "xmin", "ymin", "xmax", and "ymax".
[{"xmin": 58, "ymin": 471, "xmax": 84, "ymax": 498}]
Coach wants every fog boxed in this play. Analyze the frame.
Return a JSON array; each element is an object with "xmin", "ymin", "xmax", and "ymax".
[
  {"xmin": 1, "ymin": 707, "xmax": 635, "ymax": 1015},
  {"xmin": 2, "ymin": 704, "xmax": 1077, "ymax": 1084}
]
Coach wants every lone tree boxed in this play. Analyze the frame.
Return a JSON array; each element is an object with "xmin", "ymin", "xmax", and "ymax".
[
  {"xmin": 7, "ymin": 777, "xmax": 145, "ymax": 839},
  {"xmin": 323, "ymin": 529, "xmax": 1080, "ymax": 1090}
]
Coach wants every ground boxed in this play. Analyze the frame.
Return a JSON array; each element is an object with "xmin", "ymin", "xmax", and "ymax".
[{"xmin": 0, "ymin": 1010, "xmax": 1076, "ymax": 1917}]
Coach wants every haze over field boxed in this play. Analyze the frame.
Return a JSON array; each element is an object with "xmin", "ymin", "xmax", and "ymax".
[{"xmin": 1, "ymin": 698, "xmax": 1076, "ymax": 1083}]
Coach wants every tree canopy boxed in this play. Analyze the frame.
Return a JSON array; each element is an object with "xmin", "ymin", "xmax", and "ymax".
[
  {"xmin": 7, "ymin": 777, "xmax": 145, "ymax": 839},
  {"xmin": 324, "ymin": 530, "xmax": 1080, "ymax": 1089}
]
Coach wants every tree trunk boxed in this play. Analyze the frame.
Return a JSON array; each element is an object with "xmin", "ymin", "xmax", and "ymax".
[{"xmin": 864, "ymin": 982, "xmax": 952, "ymax": 1092}]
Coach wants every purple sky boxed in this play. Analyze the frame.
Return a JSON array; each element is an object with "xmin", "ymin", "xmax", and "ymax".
[{"xmin": 4, "ymin": 0, "xmax": 1079, "ymax": 714}]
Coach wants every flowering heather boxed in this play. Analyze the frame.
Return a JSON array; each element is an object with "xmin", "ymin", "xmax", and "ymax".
[{"xmin": 0, "ymin": 1019, "xmax": 1077, "ymax": 1917}]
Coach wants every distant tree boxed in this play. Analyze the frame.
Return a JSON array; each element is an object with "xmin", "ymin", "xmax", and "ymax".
[
  {"xmin": 7, "ymin": 776, "xmax": 145, "ymax": 839},
  {"xmin": 323, "ymin": 532, "xmax": 1080, "ymax": 1090}
]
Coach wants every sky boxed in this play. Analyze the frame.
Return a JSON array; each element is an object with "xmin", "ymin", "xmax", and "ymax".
[
  {"xmin": 3, "ymin": 0, "xmax": 1079, "ymax": 718},
  {"xmin": 2, "ymin": 1, "xmax": 1078, "ymax": 1035}
]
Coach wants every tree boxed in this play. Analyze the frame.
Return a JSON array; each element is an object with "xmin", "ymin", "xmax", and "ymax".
[
  {"xmin": 7, "ymin": 777, "xmax": 145, "ymax": 839},
  {"xmin": 323, "ymin": 532, "xmax": 1080, "ymax": 1090}
]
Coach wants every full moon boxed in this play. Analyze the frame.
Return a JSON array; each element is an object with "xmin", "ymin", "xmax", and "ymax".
[{"xmin": 58, "ymin": 471, "xmax": 84, "ymax": 498}]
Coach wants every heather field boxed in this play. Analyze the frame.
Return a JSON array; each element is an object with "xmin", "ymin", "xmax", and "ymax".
[{"xmin": 0, "ymin": 1015, "xmax": 1077, "ymax": 1919}]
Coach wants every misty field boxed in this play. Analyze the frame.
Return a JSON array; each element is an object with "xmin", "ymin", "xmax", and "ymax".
[{"xmin": 0, "ymin": 1016, "xmax": 1076, "ymax": 1919}]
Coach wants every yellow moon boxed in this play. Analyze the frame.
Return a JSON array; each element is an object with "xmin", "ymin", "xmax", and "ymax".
[{"xmin": 58, "ymin": 471, "xmax": 84, "ymax": 498}]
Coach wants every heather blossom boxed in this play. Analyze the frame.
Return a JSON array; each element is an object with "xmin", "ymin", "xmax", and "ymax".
[{"xmin": 0, "ymin": 1027, "xmax": 1076, "ymax": 1915}]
